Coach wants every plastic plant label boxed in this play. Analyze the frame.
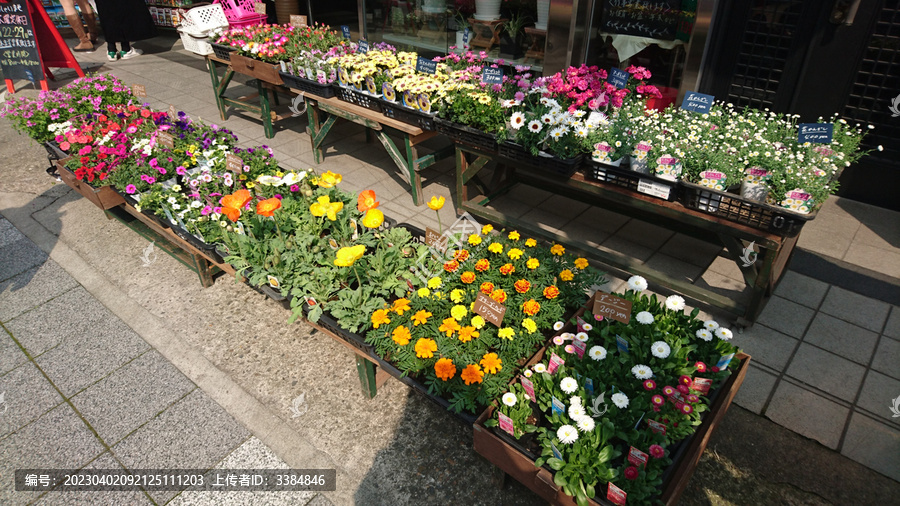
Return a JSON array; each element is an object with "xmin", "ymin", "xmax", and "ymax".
[
  {"xmin": 637, "ymin": 179, "xmax": 671, "ymax": 199},
  {"xmin": 584, "ymin": 378, "xmax": 594, "ymax": 396},
  {"xmin": 425, "ymin": 227, "xmax": 447, "ymax": 253},
  {"xmin": 498, "ymin": 412, "xmax": 515, "ymax": 436},
  {"xmin": 132, "ymin": 84, "xmax": 146, "ymax": 97},
  {"xmin": 358, "ymin": 40, "xmax": 369, "ymax": 53},
  {"xmin": 607, "ymin": 482, "xmax": 627, "ymax": 505},
  {"xmin": 463, "ymin": 28, "xmax": 469, "ymax": 43},
  {"xmin": 481, "ymin": 67, "xmax": 503, "ymax": 84},
  {"xmin": 798, "ymin": 123, "xmax": 833, "ymax": 143},
  {"xmin": 648, "ymin": 419, "xmax": 667, "ymax": 435},
  {"xmin": 226, "ymin": 153, "xmax": 243, "ymax": 173},
  {"xmin": 577, "ymin": 316, "xmax": 587, "ymax": 332},
  {"xmin": 616, "ymin": 335, "xmax": 629, "ymax": 354},
  {"xmin": 520, "ymin": 376, "xmax": 535, "ymax": 400},
  {"xmin": 157, "ymin": 132, "xmax": 174, "ymax": 149},
  {"xmin": 551, "ymin": 441, "xmax": 563, "ymax": 460},
  {"xmin": 341, "ymin": 25, "xmax": 351, "ymax": 39},
  {"xmin": 168, "ymin": 104, "xmax": 177, "ymax": 119},
  {"xmin": 716, "ymin": 353, "xmax": 735, "ymax": 370},
  {"xmin": 608, "ymin": 67, "xmax": 629, "ymax": 89},
  {"xmin": 551, "ymin": 396, "xmax": 565, "ymax": 415},
  {"xmin": 691, "ymin": 377, "xmax": 712, "ymax": 395},
  {"xmin": 547, "ymin": 352, "xmax": 565, "ymax": 374},
  {"xmin": 573, "ymin": 338, "xmax": 586, "ymax": 359},
  {"xmin": 416, "ymin": 57, "xmax": 437, "ymax": 74},
  {"xmin": 628, "ymin": 446, "xmax": 649, "ymax": 468},
  {"xmin": 473, "ymin": 292, "xmax": 506, "ymax": 327},
  {"xmin": 681, "ymin": 91, "xmax": 714, "ymax": 114}
]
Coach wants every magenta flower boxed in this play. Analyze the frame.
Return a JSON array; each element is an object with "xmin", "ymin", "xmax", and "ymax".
[
  {"xmin": 642, "ymin": 379, "xmax": 656, "ymax": 391},
  {"xmin": 679, "ymin": 375, "xmax": 692, "ymax": 386},
  {"xmin": 125, "ymin": 184, "xmax": 136, "ymax": 194},
  {"xmin": 651, "ymin": 394, "xmax": 665, "ymax": 406},
  {"xmin": 201, "ymin": 206, "xmax": 212, "ymax": 216},
  {"xmin": 176, "ymin": 166, "xmax": 186, "ymax": 175},
  {"xmin": 289, "ymin": 184, "xmax": 300, "ymax": 192},
  {"xmin": 662, "ymin": 385, "xmax": 676, "ymax": 397},
  {"xmin": 677, "ymin": 384, "xmax": 690, "ymax": 395},
  {"xmin": 649, "ymin": 444, "xmax": 664, "ymax": 459},
  {"xmin": 695, "ymin": 361, "xmax": 707, "ymax": 373},
  {"xmin": 624, "ymin": 466, "xmax": 639, "ymax": 480},
  {"xmin": 680, "ymin": 403, "xmax": 694, "ymax": 415}
]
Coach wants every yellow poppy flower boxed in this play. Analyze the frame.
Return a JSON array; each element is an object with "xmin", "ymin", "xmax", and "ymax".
[
  {"xmin": 427, "ymin": 195, "xmax": 445, "ymax": 210},
  {"xmin": 335, "ymin": 244, "xmax": 366, "ymax": 267}
]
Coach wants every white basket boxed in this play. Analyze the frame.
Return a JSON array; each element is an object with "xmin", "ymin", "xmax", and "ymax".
[
  {"xmin": 179, "ymin": 27, "xmax": 214, "ymax": 55},
  {"xmin": 179, "ymin": 4, "xmax": 229, "ymax": 34}
]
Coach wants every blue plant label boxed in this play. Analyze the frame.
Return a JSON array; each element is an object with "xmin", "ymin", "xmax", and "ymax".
[
  {"xmin": 716, "ymin": 353, "xmax": 735, "ymax": 370},
  {"xmin": 681, "ymin": 91, "xmax": 714, "ymax": 114},
  {"xmin": 358, "ymin": 40, "xmax": 369, "ymax": 53},
  {"xmin": 463, "ymin": 28, "xmax": 470, "ymax": 43},
  {"xmin": 616, "ymin": 335, "xmax": 629, "ymax": 354},
  {"xmin": 481, "ymin": 67, "xmax": 504, "ymax": 84},
  {"xmin": 633, "ymin": 411, "xmax": 645, "ymax": 430},
  {"xmin": 798, "ymin": 123, "xmax": 834, "ymax": 144},
  {"xmin": 608, "ymin": 67, "xmax": 629, "ymax": 89},
  {"xmin": 341, "ymin": 25, "xmax": 351, "ymax": 39},
  {"xmin": 416, "ymin": 57, "xmax": 437, "ymax": 74},
  {"xmin": 584, "ymin": 378, "xmax": 594, "ymax": 396},
  {"xmin": 551, "ymin": 396, "xmax": 565, "ymax": 415},
  {"xmin": 551, "ymin": 441, "xmax": 563, "ymax": 460}
]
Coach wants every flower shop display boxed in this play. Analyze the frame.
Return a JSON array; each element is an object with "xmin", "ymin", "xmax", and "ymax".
[{"xmin": 478, "ymin": 276, "xmax": 746, "ymax": 505}]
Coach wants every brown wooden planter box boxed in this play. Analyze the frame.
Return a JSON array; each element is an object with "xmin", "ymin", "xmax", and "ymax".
[
  {"xmin": 473, "ymin": 351, "xmax": 751, "ymax": 506},
  {"xmin": 229, "ymin": 53, "xmax": 284, "ymax": 85},
  {"xmin": 56, "ymin": 160, "xmax": 125, "ymax": 210}
]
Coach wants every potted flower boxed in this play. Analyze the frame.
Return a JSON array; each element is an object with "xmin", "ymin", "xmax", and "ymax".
[{"xmin": 499, "ymin": 12, "xmax": 528, "ymax": 59}]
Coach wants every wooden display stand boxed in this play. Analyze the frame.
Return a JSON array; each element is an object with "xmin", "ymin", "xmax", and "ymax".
[
  {"xmin": 204, "ymin": 54, "xmax": 290, "ymax": 139},
  {"xmin": 468, "ymin": 18, "xmax": 506, "ymax": 50},
  {"xmin": 524, "ymin": 27, "xmax": 546, "ymax": 62}
]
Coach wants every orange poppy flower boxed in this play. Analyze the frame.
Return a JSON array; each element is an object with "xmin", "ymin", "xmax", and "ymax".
[
  {"xmin": 256, "ymin": 197, "xmax": 281, "ymax": 217},
  {"xmin": 220, "ymin": 189, "xmax": 252, "ymax": 222},
  {"xmin": 357, "ymin": 189, "xmax": 379, "ymax": 212}
]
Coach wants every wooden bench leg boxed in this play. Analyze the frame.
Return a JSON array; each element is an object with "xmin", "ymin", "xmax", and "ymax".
[{"xmin": 356, "ymin": 356, "xmax": 379, "ymax": 399}]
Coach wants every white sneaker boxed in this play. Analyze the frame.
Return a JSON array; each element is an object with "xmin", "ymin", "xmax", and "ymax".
[
  {"xmin": 118, "ymin": 48, "xmax": 142, "ymax": 60},
  {"xmin": 106, "ymin": 51, "xmax": 118, "ymax": 61}
]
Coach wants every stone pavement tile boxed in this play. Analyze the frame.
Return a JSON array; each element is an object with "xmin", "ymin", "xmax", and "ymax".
[
  {"xmin": 706, "ymin": 253, "xmax": 746, "ymax": 282},
  {"xmin": 658, "ymin": 233, "xmax": 722, "ymax": 268},
  {"xmin": 765, "ymin": 380, "xmax": 849, "ymax": 449},
  {"xmin": 502, "ymin": 183, "xmax": 551, "ymax": 206},
  {"xmin": 0, "ymin": 238, "xmax": 48, "ymax": 282},
  {"xmin": 840, "ymin": 412, "xmax": 900, "ymax": 482},
  {"xmin": 884, "ymin": 307, "xmax": 900, "ymax": 340},
  {"xmin": 842, "ymin": 243, "xmax": 900, "ymax": 279},
  {"xmin": 0, "ymin": 218, "xmax": 27, "ymax": 249},
  {"xmin": 572, "ymin": 206, "xmax": 630, "ymax": 235},
  {"xmin": 555, "ymin": 220, "xmax": 610, "ymax": 249},
  {"xmin": 871, "ymin": 337, "xmax": 900, "ymax": 380},
  {"xmin": 35, "ymin": 452, "xmax": 152, "ymax": 505},
  {"xmin": 0, "ymin": 330, "xmax": 26, "ymax": 374},
  {"xmin": 541, "ymin": 194, "xmax": 592, "ymax": 218},
  {"xmin": 694, "ymin": 270, "xmax": 752, "ymax": 301},
  {"xmin": 112, "ymin": 389, "xmax": 250, "ymax": 504},
  {"xmin": 0, "ymin": 261, "xmax": 80, "ymax": 322},
  {"xmin": 854, "ymin": 371, "xmax": 900, "ymax": 428},
  {"xmin": 643, "ymin": 253, "xmax": 704, "ymax": 284},
  {"xmin": 797, "ymin": 211, "xmax": 859, "ymax": 260},
  {"xmin": 0, "ymin": 361, "xmax": 64, "ymax": 438},
  {"xmin": 804, "ymin": 313, "xmax": 879, "ymax": 365},
  {"xmin": 35, "ymin": 316, "xmax": 151, "ymax": 398},
  {"xmin": 733, "ymin": 363, "xmax": 778, "ymax": 414},
  {"xmin": 756, "ymin": 295, "xmax": 816, "ymax": 338},
  {"xmin": 773, "ymin": 271, "xmax": 830, "ymax": 309},
  {"xmin": 598, "ymin": 236, "xmax": 654, "ymax": 263},
  {"xmin": 852, "ymin": 216, "xmax": 900, "ymax": 251},
  {"xmin": 4, "ymin": 286, "xmax": 111, "ymax": 358},
  {"xmin": 485, "ymin": 195, "xmax": 536, "ymax": 220},
  {"xmin": 0, "ymin": 404, "xmax": 106, "ymax": 505},
  {"xmin": 610, "ymin": 219, "xmax": 675, "ymax": 249},
  {"xmin": 785, "ymin": 343, "xmax": 867, "ymax": 402},
  {"xmin": 819, "ymin": 286, "xmax": 891, "ymax": 332},
  {"xmin": 70, "ymin": 351, "xmax": 197, "ymax": 446},
  {"xmin": 731, "ymin": 324, "xmax": 799, "ymax": 372},
  {"xmin": 519, "ymin": 207, "xmax": 574, "ymax": 234}
]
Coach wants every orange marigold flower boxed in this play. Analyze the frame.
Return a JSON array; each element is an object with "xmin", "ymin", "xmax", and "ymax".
[
  {"xmin": 460, "ymin": 271, "xmax": 476, "ymax": 284},
  {"xmin": 414, "ymin": 338, "xmax": 438, "ymax": 358},
  {"xmin": 392, "ymin": 326, "xmax": 411, "ymax": 345},
  {"xmin": 357, "ymin": 189, "xmax": 379, "ymax": 212},
  {"xmin": 474, "ymin": 259, "xmax": 490, "ymax": 272},
  {"xmin": 499, "ymin": 263, "xmax": 515, "ymax": 276},
  {"xmin": 491, "ymin": 289, "xmax": 508, "ymax": 304},
  {"xmin": 560, "ymin": 269, "xmax": 574, "ymax": 282},
  {"xmin": 514, "ymin": 279, "xmax": 531, "ymax": 294},
  {"xmin": 439, "ymin": 317, "xmax": 462, "ymax": 337},
  {"xmin": 371, "ymin": 309, "xmax": 391, "ymax": 328},
  {"xmin": 391, "ymin": 298, "xmax": 411, "ymax": 315},
  {"xmin": 480, "ymin": 282, "xmax": 495, "ymax": 295},
  {"xmin": 434, "ymin": 358, "xmax": 456, "ymax": 381},
  {"xmin": 480, "ymin": 353, "xmax": 502, "ymax": 374},
  {"xmin": 574, "ymin": 257, "xmax": 589, "ymax": 270},
  {"xmin": 550, "ymin": 244, "xmax": 565, "ymax": 256},
  {"xmin": 522, "ymin": 299, "xmax": 541, "ymax": 316},
  {"xmin": 461, "ymin": 364, "xmax": 484, "ymax": 385},
  {"xmin": 454, "ymin": 249, "xmax": 470, "ymax": 262},
  {"xmin": 543, "ymin": 286, "xmax": 560, "ymax": 299},
  {"xmin": 411, "ymin": 309, "xmax": 432, "ymax": 326},
  {"xmin": 444, "ymin": 260, "xmax": 460, "ymax": 272},
  {"xmin": 256, "ymin": 197, "xmax": 281, "ymax": 217},
  {"xmin": 458, "ymin": 326, "xmax": 479, "ymax": 343}
]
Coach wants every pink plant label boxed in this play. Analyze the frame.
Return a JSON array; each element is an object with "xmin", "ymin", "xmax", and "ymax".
[
  {"xmin": 748, "ymin": 167, "xmax": 768, "ymax": 177},
  {"xmin": 788, "ymin": 191, "xmax": 811, "ymax": 200},
  {"xmin": 520, "ymin": 376, "xmax": 535, "ymax": 400},
  {"xmin": 691, "ymin": 377, "xmax": 712, "ymax": 394},
  {"xmin": 648, "ymin": 419, "xmax": 667, "ymax": 435},
  {"xmin": 628, "ymin": 446, "xmax": 649, "ymax": 468},
  {"xmin": 607, "ymin": 482, "xmax": 627, "ymax": 505},
  {"xmin": 595, "ymin": 142, "xmax": 612, "ymax": 152},
  {"xmin": 547, "ymin": 352, "xmax": 564, "ymax": 374},
  {"xmin": 700, "ymin": 171, "xmax": 725, "ymax": 180},
  {"xmin": 498, "ymin": 412, "xmax": 515, "ymax": 436},
  {"xmin": 577, "ymin": 316, "xmax": 587, "ymax": 332},
  {"xmin": 636, "ymin": 142, "xmax": 651, "ymax": 152},
  {"xmin": 573, "ymin": 339, "xmax": 586, "ymax": 359},
  {"xmin": 658, "ymin": 156, "xmax": 677, "ymax": 165}
]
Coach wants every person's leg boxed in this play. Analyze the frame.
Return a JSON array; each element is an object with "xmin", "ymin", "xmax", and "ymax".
[
  {"xmin": 119, "ymin": 40, "xmax": 143, "ymax": 60},
  {"xmin": 60, "ymin": 0, "xmax": 92, "ymax": 51},
  {"xmin": 107, "ymin": 41, "xmax": 119, "ymax": 61},
  {"xmin": 75, "ymin": 0, "xmax": 99, "ymax": 43}
]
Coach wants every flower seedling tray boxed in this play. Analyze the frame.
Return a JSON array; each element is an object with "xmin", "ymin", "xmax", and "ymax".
[
  {"xmin": 584, "ymin": 159, "xmax": 679, "ymax": 202},
  {"xmin": 472, "ymin": 352, "xmax": 750, "ymax": 506},
  {"xmin": 434, "ymin": 117, "xmax": 499, "ymax": 153},
  {"xmin": 167, "ymin": 222, "xmax": 226, "ymax": 264},
  {"xmin": 334, "ymin": 86, "xmax": 383, "ymax": 113},
  {"xmin": 379, "ymin": 101, "xmax": 436, "ymax": 131},
  {"xmin": 278, "ymin": 71, "xmax": 336, "ymax": 98},
  {"xmin": 56, "ymin": 161, "xmax": 125, "ymax": 210},
  {"xmin": 229, "ymin": 53, "xmax": 284, "ymax": 85},
  {"xmin": 498, "ymin": 141, "xmax": 584, "ymax": 178},
  {"xmin": 679, "ymin": 181, "xmax": 816, "ymax": 238},
  {"xmin": 209, "ymin": 42, "xmax": 236, "ymax": 61}
]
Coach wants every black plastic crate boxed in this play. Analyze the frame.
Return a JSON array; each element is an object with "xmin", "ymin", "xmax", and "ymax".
[
  {"xmin": 380, "ymin": 101, "xmax": 435, "ymax": 130},
  {"xmin": 498, "ymin": 140, "xmax": 583, "ymax": 178},
  {"xmin": 679, "ymin": 181, "xmax": 816, "ymax": 237},
  {"xmin": 278, "ymin": 71, "xmax": 335, "ymax": 98},
  {"xmin": 583, "ymin": 159, "xmax": 678, "ymax": 201},
  {"xmin": 434, "ymin": 117, "xmax": 498, "ymax": 153},
  {"xmin": 334, "ymin": 86, "xmax": 382, "ymax": 112},
  {"xmin": 209, "ymin": 42, "xmax": 235, "ymax": 61},
  {"xmin": 168, "ymin": 222, "xmax": 225, "ymax": 263}
]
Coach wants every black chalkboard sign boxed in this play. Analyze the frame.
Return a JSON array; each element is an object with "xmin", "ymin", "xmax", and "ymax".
[
  {"xmin": 0, "ymin": 0, "xmax": 43, "ymax": 82},
  {"xmin": 601, "ymin": 0, "xmax": 682, "ymax": 41}
]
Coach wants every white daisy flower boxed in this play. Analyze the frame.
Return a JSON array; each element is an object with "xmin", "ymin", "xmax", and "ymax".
[
  {"xmin": 612, "ymin": 392, "xmax": 629, "ymax": 409},
  {"xmin": 589, "ymin": 346, "xmax": 607, "ymax": 361},
  {"xmin": 581, "ymin": 323, "xmax": 593, "ymax": 331},
  {"xmin": 550, "ymin": 126, "xmax": 566, "ymax": 140},
  {"xmin": 665, "ymin": 295, "xmax": 686, "ymax": 311},
  {"xmin": 572, "ymin": 110, "xmax": 586, "ymax": 118},
  {"xmin": 533, "ymin": 363, "xmax": 547, "ymax": 373},
  {"xmin": 568, "ymin": 404, "xmax": 586, "ymax": 418},
  {"xmin": 502, "ymin": 392, "xmax": 517, "ymax": 407},
  {"xmin": 651, "ymin": 341, "xmax": 671, "ymax": 359},
  {"xmin": 541, "ymin": 113, "xmax": 555, "ymax": 124},
  {"xmin": 576, "ymin": 416, "xmax": 595, "ymax": 433},
  {"xmin": 716, "ymin": 327, "xmax": 734, "ymax": 341},
  {"xmin": 528, "ymin": 120, "xmax": 542, "ymax": 133},
  {"xmin": 569, "ymin": 395, "xmax": 582, "ymax": 406},
  {"xmin": 704, "ymin": 320, "xmax": 720, "ymax": 331},
  {"xmin": 636, "ymin": 311, "xmax": 654, "ymax": 325},
  {"xmin": 631, "ymin": 364, "xmax": 653, "ymax": 380},
  {"xmin": 557, "ymin": 425, "xmax": 579, "ymax": 444},
  {"xmin": 696, "ymin": 329, "xmax": 713, "ymax": 341},
  {"xmin": 560, "ymin": 377, "xmax": 578, "ymax": 394},
  {"xmin": 509, "ymin": 112, "xmax": 526, "ymax": 130},
  {"xmin": 553, "ymin": 321, "xmax": 565, "ymax": 331},
  {"xmin": 627, "ymin": 275, "xmax": 648, "ymax": 291},
  {"xmin": 524, "ymin": 369, "xmax": 533, "ymax": 377},
  {"xmin": 575, "ymin": 332, "xmax": 589, "ymax": 342}
]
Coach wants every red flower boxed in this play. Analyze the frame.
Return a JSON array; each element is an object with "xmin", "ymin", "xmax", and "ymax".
[
  {"xmin": 624, "ymin": 466, "xmax": 639, "ymax": 480},
  {"xmin": 444, "ymin": 260, "xmax": 460, "ymax": 273},
  {"xmin": 679, "ymin": 375, "xmax": 692, "ymax": 386},
  {"xmin": 649, "ymin": 444, "xmax": 664, "ymax": 459},
  {"xmin": 695, "ymin": 361, "xmax": 707, "ymax": 373},
  {"xmin": 642, "ymin": 379, "xmax": 656, "ymax": 391}
]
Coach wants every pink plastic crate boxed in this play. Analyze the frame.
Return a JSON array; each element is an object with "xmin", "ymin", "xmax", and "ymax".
[{"xmin": 214, "ymin": 0, "xmax": 267, "ymax": 28}]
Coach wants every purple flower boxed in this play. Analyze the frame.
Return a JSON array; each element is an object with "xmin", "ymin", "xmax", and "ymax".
[
  {"xmin": 514, "ymin": 91, "xmax": 525, "ymax": 101},
  {"xmin": 125, "ymin": 184, "xmax": 136, "ymax": 194}
]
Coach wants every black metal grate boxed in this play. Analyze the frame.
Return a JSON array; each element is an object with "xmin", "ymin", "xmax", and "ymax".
[
  {"xmin": 841, "ymin": 2, "xmax": 900, "ymax": 163},
  {"xmin": 726, "ymin": 0, "xmax": 805, "ymax": 110}
]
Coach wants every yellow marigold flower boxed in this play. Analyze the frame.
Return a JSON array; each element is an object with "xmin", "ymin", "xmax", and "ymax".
[
  {"xmin": 498, "ymin": 327, "xmax": 515, "ymax": 340},
  {"xmin": 411, "ymin": 309, "xmax": 432, "ymax": 326},
  {"xmin": 450, "ymin": 289, "xmax": 466, "ymax": 304},
  {"xmin": 491, "ymin": 289, "xmax": 508, "ymax": 304},
  {"xmin": 414, "ymin": 338, "xmax": 437, "ymax": 358},
  {"xmin": 550, "ymin": 244, "xmax": 566, "ymax": 256},
  {"xmin": 522, "ymin": 299, "xmax": 541, "ymax": 316},
  {"xmin": 434, "ymin": 357, "xmax": 456, "ymax": 381},
  {"xmin": 526, "ymin": 258, "xmax": 540, "ymax": 270},
  {"xmin": 428, "ymin": 277, "xmax": 443, "ymax": 289},
  {"xmin": 335, "ymin": 244, "xmax": 366, "ymax": 267},
  {"xmin": 391, "ymin": 298, "xmax": 411, "ymax": 315},
  {"xmin": 499, "ymin": 263, "xmax": 515, "ymax": 276},
  {"xmin": 439, "ymin": 317, "xmax": 461, "ymax": 337},
  {"xmin": 543, "ymin": 286, "xmax": 560, "ymax": 299},
  {"xmin": 574, "ymin": 257, "xmax": 589, "ymax": 270},
  {"xmin": 471, "ymin": 315, "xmax": 485, "ymax": 329},
  {"xmin": 458, "ymin": 326, "xmax": 479, "ymax": 343},
  {"xmin": 488, "ymin": 242, "xmax": 503, "ymax": 254},
  {"xmin": 460, "ymin": 271, "xmax": 476, "ymax": 284},
  {"xmin": 461, "ymin": 364, "xmax": 484, "ymax": 385},
  {"xmin": 451, "ymin": 304, "xmax": 468, "ymax": 321},
  {"xmin": 482, "ymin": 224, "xmax": 493, "ymax": 234},
  {"xmin": 522, "ymin": 318, "xmax": 537, "ymax": 334},
  {"xmin": 514, "ymin": 279, "xmax": 530, "ymax": 293},
  {"xmin": 392, "ymin": 326, "xmax": 411, "ymax": 345},
  {"xmin": 371, "ymin": 309, "xmax": 391, "ymax": 329},
  {"xmin": 480, "ymin": 353, "xmax": 502, "ymax": 374},
  {"xmin": 507, "ymin": 248, "xmax": 524, "ymax": 260},
  {"xmin": 417, "ymin": 287, "xmax": 431, "ymax": 298},
  {"xmin": 427, "ymin": 195, "xmax": 445, "ymax": 211},
  {"xmin": 468, "ymin": 234, "xmax": 482, "ymax": 246},
  {"xmin": 525, "ymin": 238, "xmax": 537, "ymax": 247},
  {"xmin": 474, "ymin": 259, "xmax": 490, "ymax": 272},
  {"xmin": 560, "ymin": 269, "xmax": 574, "ymax": 282},
  {"xmin": 508, "ymin": 230, "xmax": 520, "ymax": 241}
]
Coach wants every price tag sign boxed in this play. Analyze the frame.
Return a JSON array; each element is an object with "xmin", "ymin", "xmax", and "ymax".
[
  {"xmin": 691, "ymin": 377, "xmax": 712, "ymax": 395},
  {"xmin": 168, "ymin": 104, "xmax": 177, "ymax": 119},
  {"xmin": 607, "ymin": 482, "xmax": 627, "ymax": 506},
  {"xmin": 637, "ymin": 179, "xmax": 671, "ymax": 199},
  {"xmin": 608, "ymin": 67, "xmax": 629, "ymax": 89},
  {"xmin": 473, "ymin": 292, "xmax": 506, "ymax": 327},
  {"xmin": 225, "ymin": 153, "xmax": 244, "ymax": 173},
  {"xmin": 481, "ymin": 67, "xmax": 503, "ymax": 84},
  {"xmin": 593, "ymin": 292, "xmax": 632, "ymax": 324},
  {"xmin": 0, "ymin": 0, "xmax": 45, "ymax": 83},
  {"xmin": 358, "ymin": 39, "xmax": 369, "ymax": 53},
  {"xmin": 341, "ymin": 25, "xmax": 351, "ymax": 39},
  {"xmin": 681, "ymin": 91, "xmax": 714, "ymax": 114},
  {"xmin": 628, "ymin": 446, "xmax": 649, "ymax": 468},
  {"xmin": 425, "ymin": 227, "xmax": 448, "ymax": 253},
  {"xmin": 254, "ymin": 2, "xmax": 266, "ymax": 14},
  {"xmin": 290, "ymin": 14, "xmax": 307, "ymax": 28},
  {"xmin": 498, "ymin": 412, "xmax": 515, "ymax": 436},
  {"xmin": 416, "ymin": 56, "xmax": 437, "ymax": 74},
  {"xmin": 648, "ymin": 419, "xmax": 667, "ymax": 435},
  {"xmin": 798, "ymin": 123, "xmax": 834, "ymax": 144},
  {"xmin": 132, "ymin": 84, "xmax": 147, "ymax": 98},
  {"xmin": 157, "ymin": 132, "xmax": 174, "ymax": 149}
]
